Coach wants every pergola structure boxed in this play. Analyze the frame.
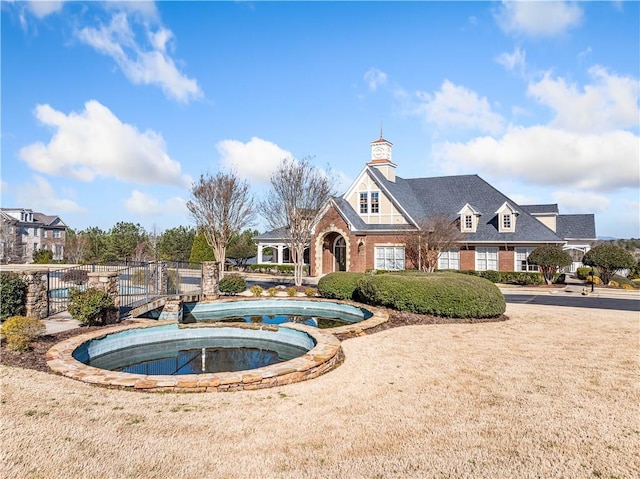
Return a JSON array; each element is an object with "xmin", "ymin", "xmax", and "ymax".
[{"xmin": 253, "ymin": 227, "xmax": 309, "ymax": 266}]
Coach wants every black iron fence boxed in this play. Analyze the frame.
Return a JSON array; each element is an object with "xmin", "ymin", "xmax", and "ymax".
[{"xmin": 47, "ymin": 261, "xmax": 202, "ymax": 316}]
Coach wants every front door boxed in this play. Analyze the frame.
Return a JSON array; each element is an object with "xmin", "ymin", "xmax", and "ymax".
[{"xmin": 334, "ymin": 236, "xmax": 346, "ymax": 272}]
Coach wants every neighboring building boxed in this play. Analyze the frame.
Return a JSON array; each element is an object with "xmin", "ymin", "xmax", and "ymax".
[
  {"xmin": 0, "ymin": 208, "xmax": 67, "ymax": 263},
  {"xmin": 255, "ymin": 136, "xmax": 596, "ymax": 276}
]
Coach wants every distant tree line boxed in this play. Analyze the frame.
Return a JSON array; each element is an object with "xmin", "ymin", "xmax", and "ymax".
[{"xmin": 63, "ymin": 222, "xmax": 258, "ymax": 266}]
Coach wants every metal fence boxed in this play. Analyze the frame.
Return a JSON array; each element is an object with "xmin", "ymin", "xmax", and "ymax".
[{"xmin": 48, "ymin": 261, "xmax": 202, "ymax": 316}]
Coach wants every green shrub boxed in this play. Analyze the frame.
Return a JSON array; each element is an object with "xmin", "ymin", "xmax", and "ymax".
[
  {"xmin": 576, "ymin": 267, "xmax": 592, "ymax": 280},
  {"xmin": 249, "ymin": 264, "xmax": 308, "ymax": 275},
  {"xmin": 267, "ymin": 287, "xmax": 278, "ymax": 297},
  {"xmin": 452, "ymin": 270, "xmax": 542, "ymax": 285},
  {"xmin": 61, "ymin": 269, "xmax": 89, "ymax": 285},
  {"xmin": 0, "ymin": 272, "xmax": 26, "ymax": 321},
  {"xmin": 1, "ymin": 315, "xmax": 45, "ymax": 351},
  {"xmin": 68, "ymin": 288, "xmax": 115, "ymax": 326},
  {"xmin": 286, "ymin": 286, "xmax": 297, "ymax": 297},
  {"xmin": 357, "ymin": 272, "xmax": 506, "ymax": 318},
  {"xmin": 250, "ymin": 285, "xmax": 263, "ymax": 297},
  {"xmin": 304, "ymin": 287, "xmax": 316, "ymax": 297},
  {"xmin": 32, "ymin": 249, "xmax": 53, "ymax": 264},
  {"xmin": 219, "ymin": 274, "xmax": 246, "ymax": 295},
  {"xmin": 317, "ymin": 272, "xmax": 366, "ymax": 300},
  {"xmin": 479, "ymin": 270, "xmax": 501, "ymax": 283}
]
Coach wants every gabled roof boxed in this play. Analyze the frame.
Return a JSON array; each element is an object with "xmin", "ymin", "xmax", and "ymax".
[
  {"xmin": 254, "ymin": 226, "xmax": 290, "ymax": 241},
  {"xmin": 345, "ymin": 170, "xmax": 566, "ymax": 242},
  {"xmin": 521, "ymin": 204, "xmax": 559, "ymax": 215},
  {"xmin": 33, "ymin": 213, "xmax": 66, "ymax": 227},
  {"xmin": 556, "ymin": 214, "xmax": 596, "ymax": 240}
]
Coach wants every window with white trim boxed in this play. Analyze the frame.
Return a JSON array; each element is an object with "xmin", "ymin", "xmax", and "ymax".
[
  {"xmin": 370, "ymin": 192, "xmax": 379, "ymax": 213},
  {"xmin": 502, "ymin": 214, "xmax": 511, "ymax": 229},
  {"xmin": 359, "ymin": 192, "xmax": 368, "ymax": 214},
  {"xmin": 464, "ymin": 215, "xmax": 473, "ymax": 230},
  {"xmin": 515, "ymin": 247, "xmax": 539, "ymax": 272},
  {"xmin": 476, "ymin": 247, "xmax": 498, "ymax": 271},
  {"xmin": 438, "ymin": 249, "xmax": 460, "ymax": 270},
  {"xmin": 53, "ymin": 230, "xmax": 61, "ymax": 238},
  {"xmin": 375, "ymin": 246, "xmax": 405, "ymax": 271}
]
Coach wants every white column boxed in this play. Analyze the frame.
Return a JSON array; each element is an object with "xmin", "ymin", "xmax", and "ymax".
[
  {"xmin": 257, "ymin": 243, "xmax": 263, "ymax": 264},
  {"xmin": 277, "ymin": 245, "xmax": 284, "ymax": 265}
]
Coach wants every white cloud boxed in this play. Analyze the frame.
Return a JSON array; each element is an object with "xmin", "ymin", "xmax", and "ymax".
[
  {"xmin": 496, "ymin": 46, "xmax": 526, "ymax": 75},
  {"xmin": 433, "ymin": 126, "xmax": 639, "ymax": 192},
  {"xmin": 364, "ymin": 68, "xmax": 388, "ymax": 92},
  {"xmin": 496, "ymin": 1, "xmax": 583, "ymax": 37},
  {"xmin": 14, "ymin": 176, "xmax": 87, "ymax": 214},
  {"xmin": 527, "ymin": 66, "xmax": 639, "ymax": 133},
  {"xmin": 124, "ymin": 190, "xmax": 187, "ymax": 216},
  {"xmin": 27, "ymin": 1, "xmax": 65, "ymax": 18},
  {"xmin": 76, "ymin": 12, "xmax": 202, "ymax": 103},
  {"xmin": 508, "ymin": 193, "xmax": 541, "ymax": 206},
  {"xmin": 217, "ymin": 137, "xmax": 293, "ymax": 184},
  {"xmin": 19, "ymin": 100, "xmax": 191, "ymax": 187},
  {"xmin": 551, "ymin": 191, "xmax": 610, "ymax": 214},
  {"xmin": 414, "ymin": 80, "xmax": 505, "ymax": 135}
]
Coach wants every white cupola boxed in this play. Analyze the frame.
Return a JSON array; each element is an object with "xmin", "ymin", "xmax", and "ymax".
[{"xmin": 368, "ymin": 135, "xmax": 396, "ymax": 182}]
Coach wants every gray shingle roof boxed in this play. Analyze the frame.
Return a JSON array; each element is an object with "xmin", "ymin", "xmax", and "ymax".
[
  {"xmin": 556, "ymin": 214, "xmax": 596, "ymax": 240},
  {"xmin": 521, "ymin": 204, "xmax": 559, "ymax": 214},
  {"xmin": 352, "ymin": 170, "xmax": 568, "ymax": 242},
  {"xmin": 254, "ymin": 226, "xmax": 290, "ymax": 241}
]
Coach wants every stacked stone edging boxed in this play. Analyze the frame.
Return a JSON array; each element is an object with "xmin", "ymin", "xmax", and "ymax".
[{"xmin": 46, "ymin": 320, "xmax": 343, "ymax": 392}]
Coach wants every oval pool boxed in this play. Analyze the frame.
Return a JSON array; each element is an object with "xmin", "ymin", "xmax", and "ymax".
[
  {"xmin": 73, "ymin": 323, "xmax": 315, "ymax": 375},
  {"xmin": 183, "ymin": 299, "xmax": 373, "ymax": 329},
  {"xmin": 47, "ymin": 321, "xmax": 343, "ymax": 392}
]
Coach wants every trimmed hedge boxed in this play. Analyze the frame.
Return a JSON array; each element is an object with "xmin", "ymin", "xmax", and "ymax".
[
  {"xmin": 219, "ymin": 274, "xmax": 247, "ymax": 295},
  {"xmin": 249, "ymin": 264, "xmax": 309, "ymax": 275},
  {"xmin": 317, "ymin": 272, "xmax": 366, "ymax": 300},
  {"xmin": 440, "ymin": 269, "xmax": 544, "ymax": 285},
  {"xmin": 357, "ymin": 272, "xmax": 506, "ymax": 318}
]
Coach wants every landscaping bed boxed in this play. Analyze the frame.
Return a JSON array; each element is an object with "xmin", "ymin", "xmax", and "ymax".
[{"xmin": 1, "ymin": 310, "xmax": 508, "ymax": 373}]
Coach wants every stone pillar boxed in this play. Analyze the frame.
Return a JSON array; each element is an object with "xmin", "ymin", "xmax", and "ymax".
[
  {"xmin": 22, "ymin": 270, "xmax": 48, "ymax": 319},
  {"xmin": 87, "ymin": 271, "xmax": 120, "ymax": 324},
  {"xmin": 159, "ymin": 297, "xmax": 183, "ymax": 322},
  {"xmin": 158, "ymin": 261, "xmax": 168, "ymax": 294},
  {"xmin": 277, "ymin": 245, "xmax": 284, "ymax": 265},
  {"xmin": 257, "ymin": 244, "xmax": 263, "ymax": 264},
  {"xmin": 202, "ymin": 261, "xmax": 220, "ymax": 301}
]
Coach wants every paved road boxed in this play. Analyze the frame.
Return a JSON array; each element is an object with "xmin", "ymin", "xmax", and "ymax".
[{"xmin": 503, "ymin": 293, "xmax": 640, "ymax": 312}]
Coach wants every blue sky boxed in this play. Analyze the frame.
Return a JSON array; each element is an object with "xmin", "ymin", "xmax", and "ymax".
[{"xmin": 1, "ymin": 1, "xmax": 638, "ymax": 238}]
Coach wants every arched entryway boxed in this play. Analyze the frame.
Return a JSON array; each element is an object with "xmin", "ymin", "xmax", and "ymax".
[{"xmin": 317, "ymin": 231, "xmax": 350, "ymax": 275}]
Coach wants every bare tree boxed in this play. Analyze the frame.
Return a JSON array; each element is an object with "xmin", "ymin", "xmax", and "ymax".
[
  {"xmin": 261, "ymin": 158, "xmax": 336, "ymax": 286},
  {"xmin": 404, "ymin": 215, "xmax": 463, "ymax": 272},
  {"xmin": 187, "ymin": 171, "xmax": 256, "ymax": 279},
  {"xmin": 63, "ymin": 229, "xmax": 87, "ymax": 264}
]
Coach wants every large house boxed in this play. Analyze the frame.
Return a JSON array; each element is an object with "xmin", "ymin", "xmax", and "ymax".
[
  {"xmin": 255, "ymin": 136, "xmax": 596, "ymax": 276},
  {"xmin": 0, "ymin": 208, "xmax": 67, "ymax": 263}
]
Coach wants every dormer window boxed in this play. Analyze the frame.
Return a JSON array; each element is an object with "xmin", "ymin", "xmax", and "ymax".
[
  {"xmin": 502, "ymin": 213, "xmax": 512, "ymax": 230},
  {"xmin": 496, "ymin": 202, "xmax": 518, "ymax": 233},
  {"xmin": 464, "ymin": 215, "xmax": 473, "ymax": 230},
  {"xmin": 458, "ymin": 204, "xmax": 482, "ymax": 233}
]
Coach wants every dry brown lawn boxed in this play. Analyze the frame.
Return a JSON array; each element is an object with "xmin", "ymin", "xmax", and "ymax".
[{"xmin": 1, "ymin": 303, "xmax": 638, "ymax": 479}]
